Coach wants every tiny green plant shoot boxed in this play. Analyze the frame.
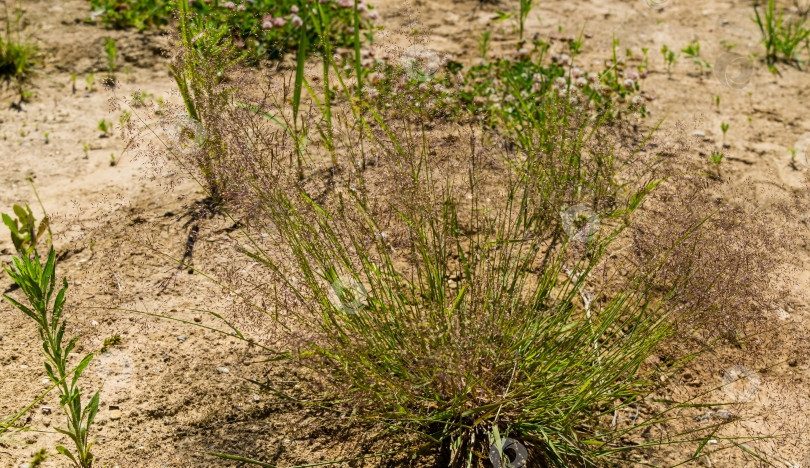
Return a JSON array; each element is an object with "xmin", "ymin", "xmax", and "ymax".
[
  {"xmin": 721, "ymin": 121, "xmax": 729, "ymax": 147},
  {"xmin": 85, "ymin": 74, "xmax": 96, "ymax": 93},
  {"xmin": 661, "ymin": 44, "xmax": 678, "ymax": 74},
  {"xmin": 103, "ymin": 37, "xmax": 117, "ymax": 85},
  {"xmin": 97, "ymin": 119, "xmax": 111, "ymax": 136},
  {"xmin": 709, "ymin": 151, "xmax": 725, "ymax": 179},
  {"xmin": 2, "ymin": 208, "xmax": 100, "ymax": 468}
]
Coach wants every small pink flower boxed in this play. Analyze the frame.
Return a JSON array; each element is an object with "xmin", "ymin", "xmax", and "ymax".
[
  {"xmin": 272, "ymin": 17, "xmax": 286, "ymax": 27},
  {"xmin": 236, "ymin": 4, "xmax": 246, "ymax": 11},
  {"xmin": 624, "ymin": 70, "xmax": 639, "ymax": 81},
  {"xmin": 365, "ymin": 9, "xmax": 379, "ymax": 20},
  {"xmin": 223, "ymin": 1, "xmax": 236, "ymax": 9},
  {"xmin": 290, "ymin": 5, "xmax": 299, "ymax": 13},
  {"xmin": 575, "ymin": 77, "xmax": 588, "ymax": 88},
  {"xmin": 357, "ymin": 3, "xmax": 367, "ymax": 11},
  {"xmin": 291, "ymin": 14, "xmax": 303, "ymax": 27},
  {"xmin": 262, "ymin": 20, "xmax": 273, "ymax": 29},
  {"xmin": 338, "ymin": 0, "xmax": 353, "ymax": 8},
  {"xmin": 623, "ymin": 78, "xmax": 635, "ymax": 89},
  {"xmin": 570, "ymin": 67, "xmax": 584, "ymax": 78}
]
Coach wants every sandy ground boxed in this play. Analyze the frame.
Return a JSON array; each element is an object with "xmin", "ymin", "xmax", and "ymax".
[{"xmin": 1, "ymin": 0, "xmax": 809, "ymax": 467}]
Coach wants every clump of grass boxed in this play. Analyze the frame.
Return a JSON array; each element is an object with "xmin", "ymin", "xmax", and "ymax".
[
  {"xmin": 0, "ymin": 0, "xmax": 40, "ymax": 103},
  {"xmin": 753, "ymin": 0, "xmax": 810, "ymax": 68},
  {"xmin": 133, "ymin": 4, "xmax": 793, "ymax": 466}
]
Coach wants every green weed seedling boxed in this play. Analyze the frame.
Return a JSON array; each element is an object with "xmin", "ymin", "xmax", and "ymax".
[
  {"xmin": 681, "ymin": 40, "xmax": 711, "ymax": 76},
  {"xmin": 85, "ymin": 74, "xmax": 95, "ymax": 93},
  {"xmin": 3, "ymin": 249, "xmax": 100, "ymax": 468},
  {"xmin": 721, "ymin": 122, "xmax": 729, "ymax": 147},
  {"xmin": 2, "ymin": 206, "xmax": 100, "ymax": 468},
  {"xmin": 661, "ymin": 44, "xmax": 678, "ymax": 74},
  {"xmin": 97, "ymin": 119, "xmax": 111, "ymax": 137},
  {"xmin": 103, "ymin": 37, "xmax": 117, "ymax": 86},
  {"xmin": 2, "ymin": 203, "xmax": 48, "ymax": 256},
  {"xmin": 82, "ymin": 143, "xmax": 89, "ymax": 159},
  {"xmin": 109, "ymin": 153, "xmax": 117, "ymax": 167},
  {"xmin": 709, "ymin": 151, "xmax": 725, "ymax": 179}
]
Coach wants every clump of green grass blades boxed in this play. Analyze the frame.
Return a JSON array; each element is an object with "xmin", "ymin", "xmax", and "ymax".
[
  {"xmin": 0, "ymin": 0, "xmax": 40, "ymax": 103},
  {"xmin": 753, "ymin": 0, "xmax": 810, "ymax": 68},
  {"xmin": 2, "ymin": 214, "xmax": 100, "ymax": 468}
]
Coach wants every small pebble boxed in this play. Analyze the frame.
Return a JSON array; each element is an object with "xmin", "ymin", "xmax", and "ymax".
[
  {"xmin": 41, "ymin": 407, "xmax": 51, "ymax": 415},
  {"xmin": 715, "ymin": 410, "xmax": 732, "ymax": 420},
  {"xmin": 177, "ymin": 335, "xmax": 187, "ymax": 342},
  {"xmin": 109, "ymin": 409, "xmax": 122, "ymax": 421},
  {"xmin": 193, "ymin": 316, "xmax": 201, "ymax": 323},
  {"xmin": 218, "ymin": 367, "xmax": 230, "ymax": 374}
]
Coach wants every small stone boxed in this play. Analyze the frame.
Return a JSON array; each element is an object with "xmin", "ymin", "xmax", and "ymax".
[
  {"xmin": 788, "ymin": 358, "xmax": 798, "ymax": 367},
  {"xmin": 41, "ymin": 407, "xmax": 52, "ymax": 415},
  {"xmin": 218, "ymin": 367, "xmax": 230, "ymax": 374},
  {"xmin": 0, "ymin": 334, "xmax": 3, "ymax": 341},
  {"xmin": 109, "ymin": 409, "xmax": 122, "ymax": 421},
  {"xmin": 193, "ymin": 316, "xmax": 202, "ymax": 323},
  {"xmin": 715, "ymin": 410, "xmax": 732, "ymax": 420},
  {"xmin": 177, "ymin": 335, "xmax": 187, "ymax": 342},
  {"xmin": 708, "ymin": 439, "xmax": 718, "ymax": 445},
  {"xmin": 91, "ymin": 320, "xmax": 99, "ymax": 326},
  {"xmin": 692, "ymin": 131, "xmax": 706, "ymax": 138},
  {"xmin": 253, "ymin": 395, "xmax": 261, "ymax": 402}
]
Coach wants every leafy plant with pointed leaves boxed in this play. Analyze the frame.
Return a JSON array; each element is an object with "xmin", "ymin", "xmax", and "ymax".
[
  {"xmin": 1, "ymin": 203, "xmax": 49, "ymax": 256},
  {"xmin": 3, "ymin": 248, "xmax": 100, "ymax": 468}
]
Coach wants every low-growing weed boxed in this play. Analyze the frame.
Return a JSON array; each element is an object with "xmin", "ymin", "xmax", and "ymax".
[
  {"xmin": 103, "ymin": 37, "xmax": 117, "ymax": 86},
  {"xmin": 681, "ymin": 39, "xmax": 711, "ymax": 76},
  {"xmin": 98, "ymin": 119, "xmax": 111, "ymax": 136},
  {"xmin": 0, "ymin": 0, "xmax": 40, "ymax": 103},
  {"xmin": 753, "ymin": 0, "xmax": 810, "ymax": 67},
  {"xmin": 661, "ymin": 44, "xmax": 678, "ymax": 74},
  {"xmin": 2, "ymin": 207, "xmax": 100, "ymax": 468}
]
